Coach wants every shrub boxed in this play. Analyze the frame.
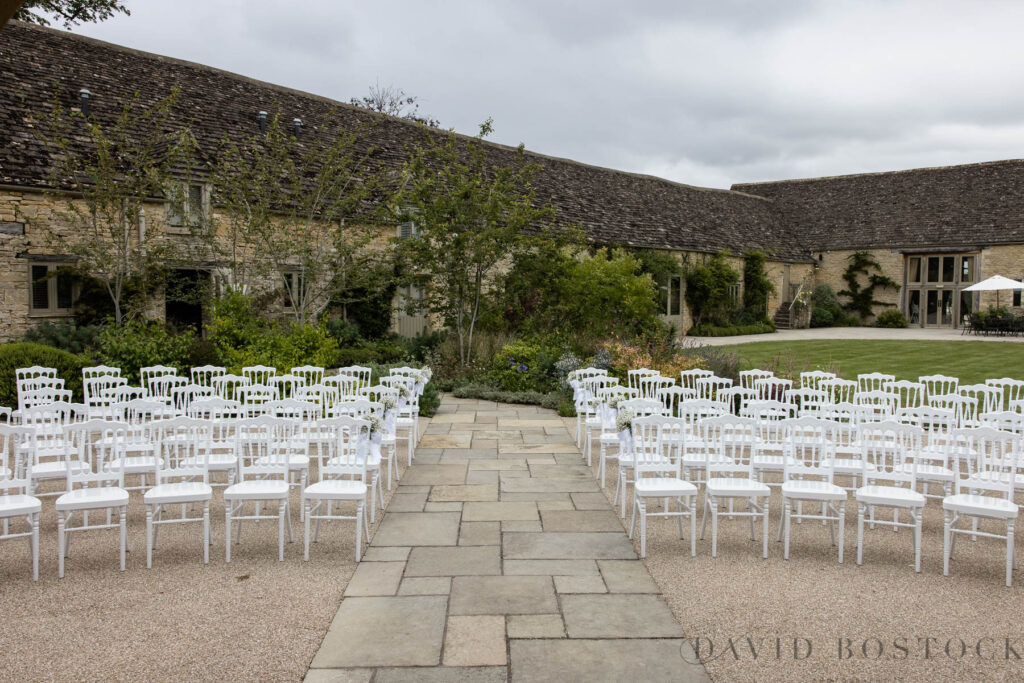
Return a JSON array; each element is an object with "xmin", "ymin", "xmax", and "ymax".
[
  {"xmin": 96, "ymin": 320, "xmax": 196, "ymax": 384},
  {"xmin": 489, "ymin": 341, "xmax": 557, "ymax": 393},
  {"xmin": 810, "ymin": 307, "xmax": 834, "ymax": 328},
  {"xmin": 679, "ymin": 342, "xmax": 741, "ymax": 381},
  {"xmin": 367, "ymin": 362, "xmax": 441, "ymax": 416},
  {"xmin": 685, "ymin": 251, "xmax": 741, "ymax": 326},
  {"xmin": 325, "ymin": 318, "xmax": 363, "ymax": 344},
  {"xmin": 688, "ymin": 321, "xmax": 776, "ymax": 337},
  {"xmin": 0, "ymin": 342, "xmax": 87, "ymax": 406},
  {"xmin": 876, "ymin": 309, "xmax": 909, "ymax": 328},
  {"xmin": 452, "ymin": 381, "xmax": 566, "ymax": 409},
  {"xmin": 24, "ymin": 320, "xmax": 104, "ymax": 354}
]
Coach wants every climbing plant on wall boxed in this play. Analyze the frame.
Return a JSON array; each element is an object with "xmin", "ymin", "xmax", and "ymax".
[{"xmin": 839, "ymin": 251, "xmax": 898, "ymax": 320}]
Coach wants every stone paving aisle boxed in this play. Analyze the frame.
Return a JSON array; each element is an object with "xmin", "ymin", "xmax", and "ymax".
[{"xmin": 305, "ymin": 396, "xmax": 708, "ymax": 683}]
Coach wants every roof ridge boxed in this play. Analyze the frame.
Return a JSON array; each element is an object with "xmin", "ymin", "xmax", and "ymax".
[{"xmin": 733, "ymin": 158, "xmax": 1024, "ymax": 188}]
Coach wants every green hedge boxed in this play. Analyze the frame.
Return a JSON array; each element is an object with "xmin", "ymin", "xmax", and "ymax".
[
  {"xmin": 452, "ymin": 382, "xmax": 565, "ymax": 411},
  {"xmin": 0, "ymin": 343, "xmax": 88, "ymax": 407},
  {"xmin": 688, "ymin": 321, "xmax": 776, "ymax": 337}
]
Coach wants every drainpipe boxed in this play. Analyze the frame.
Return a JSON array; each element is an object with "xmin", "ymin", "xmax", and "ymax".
[{"xmin": 138, "ymin": 206, "xmax": 146, "ymax": 256}]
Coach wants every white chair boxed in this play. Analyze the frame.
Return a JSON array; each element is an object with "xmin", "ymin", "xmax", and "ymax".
[
  {"xmin": 897, "ymin": 406, "xmax": 957, "ymax": 500},
  {"xmin": 854, "ymin": 421, "xmax": 926, "ymax": 572},
  {"xmin": 628, "ymin": 417, "xmax": 697, "ymax": 558},
  {"xmin": 785, "ymin": 388, "xmax": 829, "ymax": 416},
  {"xmin": 856, "ymin": 390, "xmax": 898, "ymax": 420},
  {"xmin": 170, "ymin": 383, "xmax": 216, "ymax": 413},
  {"xmin": 987, "ymin": 378, "xmax": 1024, "ymax": 412},
  {"xmin": 638, "ymin": 375, "xmax": 675, "ymax": 400},
  {"xmin": 696, "ymin": 376, "xmax": 733, "ymax": 401},
  {"xmin": 224, "ymin": 415, "xmax": 297, "ymax": 562},
  {"xmin": 0, "ymin": 424, "xmax": 41, "ymax": 580},
  {"xmin": 56, "ymin": 420, "xmax": 131, "ymax": 577},
  {"xmin": 754, "ymin": 377, "xmax": 792, "ymax": 402},
  {"xmin": 627, "ymin": 368, "xmax": 660, "ymax": 393},
  {"xmin": 140, "ymin": 365, "xmax": 177, "ymax": 395},
  {"xmin": 979, "ymin": 410, "xmax": 1024, "ymax": 437},
  {"xmin": 885, "ymin": 379, "xmax": 925, "ymax": 409},
  {"xmin": 820, "ymin": 377, "xmax": 858, "ymax": 405},
  {"xmin": 943, "ymin": 427, "xmax": 1021, "ymax": 586},
  {"xmin": 82, "ymin": 365, "xmax": 121, "ymax": 381},
  {"xmin": 612, "ymin": 399, "xmax": 665, "ymax": 517},
  {"xmin": 777, "ymin": 417, "xmax": 846, "ymax": 562},
  {"xmin": 303, "ymin": 416, "xmax": 370, "ymax": 562},
  {"xmin": 292, "ymin": 365, "xmax": 325, "ymax": 387},
  {"xmin": 742, "ymin": 400, "xmax": 796, "ymax": 488},
  {"xmin": 191, "ymin": 364, "xmax": 226, "ymax": 388},
  {"xmin": 699, "ymin": 415, "xmax": 770, "ymax": 558},
  {"xmin": 959, "ymin": 384, "xmax": 1003, "ymax": 416},
  {"xmin": 929, "ymin": 393, "xmax": 978, "ymax": 428},
  {"xmin": 715, "ymin": 386, "xmax": 757, "ymax": 415},
  {"xmin": 242, "ymin": 364, "xmax": 277, "ymax": 386},
  {"xmin": 144, "ymin": 416, "xmax": 214, "ymax": 568},
  {"xmin": 919, "ymin": 374, "xmax": 959, "ymax": 403},
  {"xmin": 114, "ymin": 398, "xmax": 176, "ymax": 491},
  {"xmin": 679, "ymin": 368, "xmax": 714, "ymax": 394},
  {"xmin": 799, "ymin": 370, "xmax": 836, "ymax": 391},
  {"xmin": 576, "ymin": 375, "xmax": 619, "ymax": 450},
  {"xmin": 679, "ymin": 400, "xmax": 725, "ymax": 484},
  {"xmin": 237, "ymin": 384, "xmax": 279, "ymax": 417},
  {"xmin": 271, "ymin": 373, "xmax": 307, "ymax": 399},
  {"xmin": 186, "ymin": 397, "xmax": 242, "ymax": 487},
  {"xmin": 858, "ymin": 372, "xmax": 895, "ymax": 394},
  {"xmin": 820, "ymin": 402, "xmax": 875, "ymax": 491},
  {"xmin": 17, "ymin": 365, "xmax": 56, "ymax": 382},
  {"xmin": 264, "ymin": 399, "xmax": 318, "ymax": 506},
  {"xmin": 212, "ymin": 373, "xmax": 250, "ymax": 400},
  {"xmin": 21, "ymin": 402, "xmax": 81, "ymax": 498},
  {"xmin": 656, "ymin": 385, "xmax": 697, "ymax": 417},
  {"xmin": 739, "ymin": 369, "xmax": 774, "ymax": 391},
  {"xmin": 337, "ymin": 365, "xmax": 372, "ymax": 390}
]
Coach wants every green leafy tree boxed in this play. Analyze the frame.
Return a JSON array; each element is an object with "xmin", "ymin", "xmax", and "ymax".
[
  {"xmin": 684, "ymin": 251, "xmax": 740, "ymax": 325},
  {"xmin": 742, "ymin": 249, "xmax": 776, "ymax": 319},
  {"xmin": 13, "ymin": 0, "xmax": 129, "ymax": 28},
  {"xmin": 31, "ymin": 89, "xmax": 195, "ymax": 325},
  {"xmin": 210, "ymin": 111, "xmax": 392, "ymax": 326},
  {"xmin": 839, "ymin": 250, "xmax": 898, "ymax": 320},
  {"xmin": 396, "ymin": 120, "xmax": 555, "ymax": 366}
]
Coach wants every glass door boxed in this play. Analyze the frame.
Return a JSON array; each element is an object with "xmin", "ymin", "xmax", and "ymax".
[{"xmin": 925, "ymin": 290, "xmax": 939, "ymax": 326}]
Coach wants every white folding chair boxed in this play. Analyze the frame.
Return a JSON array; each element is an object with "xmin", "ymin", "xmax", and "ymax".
[
  {"xmin": 140, "ymin": 365, "xmax": 177, "ymax": 395},
  {"xmin": 612, "ymin": 399, "xmax": 665, "ymax": 517},
  {"xmin": 696, "ymin": 376, "xmax": 733, "ymax": 401},
  {"xmin": 777, "ymin": 417, "xmax": 846, "ymax": 562},
  {"xmin": 699, "ymin": 415, "xmax": 770, "ymax": 558},
  {"xmin": 242, "ymin": 365, "xmax": 277, "ymax": 386},
  {"xmin": 224, "ymin": 415, "xmax": 297, "ymax": 562},
  {"xmin": 144, "ymin": 416, "xmax": 214, "ymax": 568},
  {"xmin": 885, "ymin": 379, "xmax": 925, "ymax": 409},
  {"xmin": 820, "ymin": 377, "xmax": 858, "ymax": 405},
  {"xmin": 191, "ymin": 364, "xmax": 226, "ymax": 388},
  {"xmin": 854, "ymin": 421, "xmax": 926, "ymax": 572},
  {"xmin": 987, "ymin": 378, "xmax": 1024, "ymax": 412},
  {"xmin": 186, "ymin": 397, "xmax": 242, "ymax": 487},
  {"xmin": 56, "ymin": 420, "xmax": 131, "ymax": 577},
  {"xmin": 679, "ymin": 368, "xmax": 714, "ymax": 394},
  {"xmin": 858, "ymin": 372, "xmax": 895, "ymax": 394},
  {"xmin": 292, "ymin": 365, "xmax": 325, "ymax": 387},
  {"xmin": 628, "ymin": 417, "xmax": 697, "ymax": 558},
  {"xmin": 303, "ymin": 416, "xmax": 370, "ymax": 562},
  {"xmin": 799, "ymin": 370, "xmax": 836, "ymax": 391},
  {"xmin": 919, "ymin": 374, "xmax": 959, "ymax": 403},
  {"xmin": 739, "ymin": 369, "xmax": 773, "ymax": 391},
  {"xmin": 0, "ymin": 424, "xmax": 41, "ymax": 580},
  {"xmin": 943, "ymin": 427, "xmax": 1021, "ymax": 586}
]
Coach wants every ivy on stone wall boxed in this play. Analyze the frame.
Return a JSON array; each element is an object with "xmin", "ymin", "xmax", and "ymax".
[{"xmin": 839, "ymin": 251, "xmax": 898, "ymax": 320}]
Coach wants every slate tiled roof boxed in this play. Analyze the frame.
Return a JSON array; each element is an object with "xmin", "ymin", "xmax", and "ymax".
[
  {"xmin": 0, "ymin": 21, "xmax": 810, "ymax": 262},
  {"xmin": 732, "ymin": 159, "xmax": 1024, "ymax": 252}
]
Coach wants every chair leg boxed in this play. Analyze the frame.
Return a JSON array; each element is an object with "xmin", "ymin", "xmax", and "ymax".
[
  {"xmin": 711, "ymin": 503, "xmax": 719, "ymax": 558},
  {"xmin": 119, "ymin": 506, "xmax": 127, "ymax": 572},
  {"xmin": 639, "ymin": 501, "xmax": 647, "ymax": 558},
  {"xmin": 285, "ymin": 501, "xmax": 294, "ymax": 542},
  {"xmin": 225, "ymin": 507, "xmax": 232, "ymax": 563},
  {"xmin": 762, "ymin": 498, "xmax": 769, "ymax": 559},
  {"xmin": 913, "ymin": 509, "xmax": 922, "ymax": 573},
  {"xmin": 783, "ymin": 500, "xmax": 791, "ymax": 560},
  {"xmin": 837, "ymin": 507, "xmax": 845, "ymax": 564},
  {"xmin": 203, "ymin": 501, "xmax": 210, "ymax": 565},
  {"xmin": 1007, "ymin": 521, "xmax": 1015, "ymax": 587},
  {"xmin": 278, "ymin": 501, "xmax": 286, "ymax": 561},
  {"xmin": 689, "ymin": 500, "xmax": 697, "ymax": 557},
  {"xmin": 304, "ymin": 498, "xmax": 311, "ymax": 561},
  {"xmin": 57, "ymin": 511, "xmax": 66, "ymax": 578},
  {"xmin": 943, "ymin": 509, "xmax": 952, "ymax": 576},
  {"xmin": 146, "ymin": 506, "xmax": 154, "ymax": 569},
  {"xmin": 700, "ymin": 496, "xmax": 709, "ymax": 540},
  {"xmin": 31, "ymin": 512, "xmax": 39, "ymax": 582},
  {"xmin": 628, "ymin": 494, "xmax": 637, "ymax": 540},
  {"xmin": 856, "ymin": 503, "xmax": 865, "ymax": 565},
  {"xmin": 356, "ymin": 502, "xmax": 364, "ymax": 561}
]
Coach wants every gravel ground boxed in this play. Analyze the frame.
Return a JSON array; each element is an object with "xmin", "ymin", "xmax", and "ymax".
[
  {"xmin": 579, "ymin": 420, "xmax": 1024, "ymax": 683},
  {"xmin": 0, "ymin": 442, "xmax": 411, "ymax": 682}
]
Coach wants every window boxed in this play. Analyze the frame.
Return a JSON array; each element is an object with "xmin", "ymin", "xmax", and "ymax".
[
  {"xmin": 908, "ymin": 257, "xmax": 921, "ymax": 283},
  {"xmin": 397, "ymin": 222, "xmax": 418, "ymax": 239},
  {"xmin": 942, "ymin": 256, "xmax": 955, "ymax": 283},
  {"xmin": 960, "ymin": 256, "xmax": 975, "ymax": 283},
  {"xmin": 664, "ymin": 275, "xmax": 682, "ymax": 316},
  {"xmin": 282, "ymin": 272, "xmax": 304, "ymax": 309},
  {"xmin": 727, "ymin": 281, "xmax": 741, "ymax": 306},
  {"xmin": 29, "ymin": 263, "xmax": 76, "ymax": 316},
  {"xmin": 1014, "ymin": 283, "xmax": 1022, "ymax": 308},
  {"xmin": 167, "ymin": 182, "xmax": 206, "ymax": 230},
  {"xmin": 926, "ymin": 257, "xmax": 940, "ymax": 283}
]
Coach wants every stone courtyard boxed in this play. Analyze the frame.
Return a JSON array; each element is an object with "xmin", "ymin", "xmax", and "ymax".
[{"xmin": 305, "ymin": 396, "xmax": 709, "ymax": 682}]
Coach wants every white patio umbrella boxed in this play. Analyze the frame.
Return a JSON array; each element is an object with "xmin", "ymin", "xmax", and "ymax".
[{"xmin": 962, "ymin": 274, "xmax": 1024, "ymax": 307}]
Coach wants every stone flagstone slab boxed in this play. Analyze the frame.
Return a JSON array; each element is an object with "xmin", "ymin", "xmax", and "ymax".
[
  {"xmin": 462, "ymin": 501, "xmax": 539, "ymax": 522},
  {"xmin": 417, "ymin": 434, "xmax": 473, "ymax": 449},
  {"xmin": 399, "ymin": 464, "xmax": 468, "ymax": 486},
  {"xmin": 373, "ymin": 667, "xmax": 508, "ymax": 683},
  {"xmin": 449, "ymin": 575, "xmax": 558, "ymax": 615},
  {"xmin": 509, "ymin": 639, "xmax": 709, "ymax": 683},
  {"xmin": 372, "ymin": 512, "xmax": 461, "ymax": 546},
  {"xmin": 540, "ymin": 509, "xmax": 624, "ymax": 532},
  {"xmin": 498, "ymin": 442, "xmax": 581, "ymax": 454},
  {"xmin": 428, "ymin": 484, "xmax": 498, "ymax": 502},
  {"xmin": 560, "ymin": 594, "xmax": 684, "ymax": 638},
  {"xmin": 444, "ymin": 615, "xmax": 507, "ymax": 665},
  {"xmin": 499, "ymin": 476, "xmax": 600, "ymax": 493},
  {"xmin": 405, "ymin": 545, "xmax": 502, "ymax": 576},
  {"xmin": 503, "ymin": 532, "xmax": 636, "ymax": 560},
  {"xmin": 310, "ymin": 596, "xmax": 447, "ymax": 668},
  {"xmin": 344, "ymin": 561, "xmax": 405, "ymax": 597}
]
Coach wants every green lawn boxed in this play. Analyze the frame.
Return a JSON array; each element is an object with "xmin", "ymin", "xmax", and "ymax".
[{"xmin": 717, "ymin": 340, "xmax": 1024, "ymax": 385}]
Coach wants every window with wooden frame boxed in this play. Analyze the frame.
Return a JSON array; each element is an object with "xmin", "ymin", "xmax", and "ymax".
[
  {"xmin": 166, "ymin": 182, "xmax": 208, "ymax": 231},
  {"xmin": 282, "ymin": 271, "xmax": 304, "ymax": 309},
  {"xmin": 29, "ymin": 263, "xmax": 77, "ymax": 316}
]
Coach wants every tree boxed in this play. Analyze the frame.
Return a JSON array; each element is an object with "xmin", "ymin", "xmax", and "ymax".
[
  {"xmin": 396, "ymin": 119, "xmax": 555, "ymax": 365},
  {"xmin": 13, "ymin": 0, "xmax": 129, "ymax": 28},
  {"xmin": 684, "ymin": 251, "xmax": 740, "ymax": 326},
  {"xmin": 350, "ymin": 83, "xmax": 440, "ymax": 128},
  {"xmin": 31, "ymin": 89, "xmax": 195, "ymax": 325},
  {"xmin": 210, "ymin": 110, "xmax": 392, "ymax": 326},
  {"xmin": 839, "ymin": 250, "xmax": 898, "ymax": 320},
  {"xmin": 742, "ymin": 249, "xmax": 775, "ymax": 319}
]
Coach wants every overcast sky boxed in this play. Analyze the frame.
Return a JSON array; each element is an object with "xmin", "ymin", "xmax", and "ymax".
[{"xmin": 59, "ymin": 0, "xmax": 1024, "ymax": 189}]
